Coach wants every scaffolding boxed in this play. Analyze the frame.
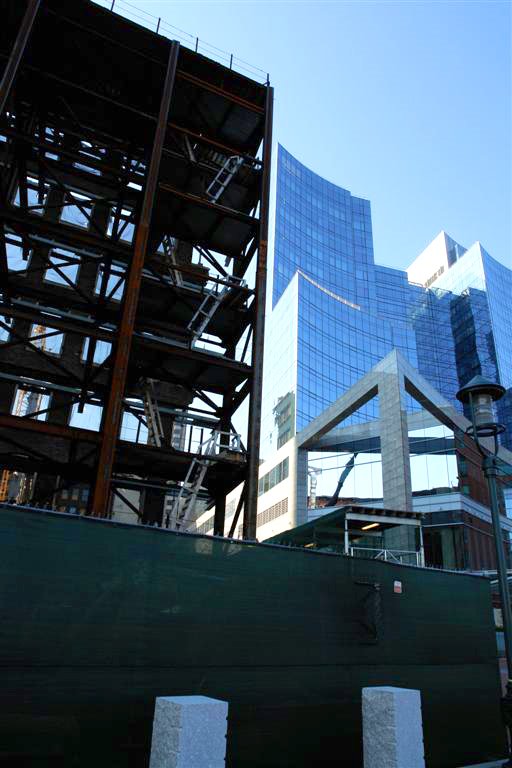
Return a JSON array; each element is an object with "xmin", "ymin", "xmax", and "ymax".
[{"xmin": 0, "ymin": 0, "xmax": 273, "ymax": 537}]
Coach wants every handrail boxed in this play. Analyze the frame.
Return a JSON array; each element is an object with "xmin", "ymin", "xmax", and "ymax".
[
  {"xmin": 93, "ymin": 0, "xmax": 270, "ymax": 84},
  {"xmin": 349, "ymin": 546, "xmax": 421, "ymax": 566}
]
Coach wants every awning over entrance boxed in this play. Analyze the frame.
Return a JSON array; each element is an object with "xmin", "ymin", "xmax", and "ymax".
[{"xmin": 265, "ymin": 504, "xmax": 424, "ymax": 566}]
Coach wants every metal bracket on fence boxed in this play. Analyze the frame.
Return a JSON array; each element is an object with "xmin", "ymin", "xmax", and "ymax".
[{"xmin": 354, "ymin": 580, "xmax": 382, "ymax": 642}]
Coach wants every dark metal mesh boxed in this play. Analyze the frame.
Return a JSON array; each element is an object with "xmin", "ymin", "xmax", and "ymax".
[{"xmin": 0, "ymin": 506, "xmax": 506, "ymax": 766}]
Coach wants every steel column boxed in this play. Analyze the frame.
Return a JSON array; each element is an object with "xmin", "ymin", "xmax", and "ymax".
[
  {"xmin": 0, "ymin": 0, "xmax": 41, "ymax": 116},
  {"xmin": 213, "ymin": 493, "xmax": 226, "ymax": 537},
  {"xmin": 243, "ymin": 86, "xmax": 273, "ymax": 540},
  {"xmin": 228, "ymin": 488, "xmax": 246, "ymax": 539},
  {"xmin": 213, "ymin": 393, "xmax": 233, "ymax": 535},
  {"xmin": 91, "ymin": 41, "xmax": 180, "ymax": 517}
]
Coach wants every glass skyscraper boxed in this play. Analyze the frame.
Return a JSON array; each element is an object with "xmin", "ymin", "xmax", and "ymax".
[{"xmin": 261, "ymin": 145, "xmax": 512, "ymax": 462}]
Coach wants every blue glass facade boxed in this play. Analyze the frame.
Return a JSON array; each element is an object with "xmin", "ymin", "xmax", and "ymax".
[
  {"xmin": 274, "ymin": 146, "xmax": 375, "ymax": 310},
  {"xmin": 431, "ymin": 244, "xmax": 512, "ymax": 448},
  {"xmin": 296, "ymin": 275, "xmax": 400, "ymax": 431},
  {"xmin": 261, "ymin": 145, "xmax": 512, "ymax": 458},
  {"xmin": 408, "ymin": 285, "xmax": 460, "ymax": 404}
]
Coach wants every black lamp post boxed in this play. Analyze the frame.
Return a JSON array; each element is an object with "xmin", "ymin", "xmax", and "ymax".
[{"xmin": 456, "ymin": 375, "xmax": 512, "ymax": 763}]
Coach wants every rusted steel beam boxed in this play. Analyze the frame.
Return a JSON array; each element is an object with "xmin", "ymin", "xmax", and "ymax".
[
  {"xmin": 167, "ymin": 123, "xmax": 262, "ymax": 167},
  {"xmin": 0, "ymin": 0, "xmax": 41, "ymax": 116},
  {"xmin": 158, "ymin": 183, "xmax": 259, "ymax": 227},
  {"xmin": 176, "ymin": 70, "xmax": 264, "ymax": 115},
  {"xmin": 243, "ymin": 85, "xmax": 273, "ymax": 540},
  {"xmin": 0, "ymin": 316, "xmax": 84, "ymax": 387},
  {"xmin": 4, "ymin": 208, "xmax": 133, "ymax": 260},
  {"xmin": 0, "ymin": 304, "xmax": 113, "ymax": 342},
  {"xmin": 91, "ymin": 41, "xmax": 180, "ymax": 518},
  {"xmin": 135, "ymin": 338, "xmax": 251, "ymax": 372},
  {"xmin": 0, "ymin": 223, "xmax": 10, "ymax": 301},
  {"xmin": 0, "ymin": 412, "xmax": 100, "ymax": 443},
  {"xmin": 42, "ymin": 6, "xmax": 266, "ymax": 118},
  {"xmin": 17, "ymin": 62, "xmax": 159, "ymax": 122},
  {"xmin": 43, "ymin": 6, "xmax": 165, "ymax": 69},
  {"xmin": 0, "ymin": 124, "xmax": 145, "ymax": 184}
]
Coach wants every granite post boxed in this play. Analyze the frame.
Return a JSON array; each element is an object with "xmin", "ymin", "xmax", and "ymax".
[
  {"xmin": 149, "ymin": 695, "xmax": 228, "ymax": 768},
  {"xmin": 362, "ymin": 686, "xmax": 425, "ymax": 768}
]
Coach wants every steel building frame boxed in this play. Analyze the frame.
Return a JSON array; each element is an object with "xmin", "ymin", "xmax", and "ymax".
[{"xmin": 0, "ymin": 0, "xmax": 273, "ymax": 537}]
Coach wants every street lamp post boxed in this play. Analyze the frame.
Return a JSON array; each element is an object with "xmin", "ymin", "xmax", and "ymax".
[{"xmin": 456, "ymin": 375, "xmax": 512, "ymax": 764}]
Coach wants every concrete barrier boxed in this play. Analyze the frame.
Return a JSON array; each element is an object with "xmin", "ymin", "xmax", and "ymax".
[
  {"xmin": 362, "ymin": 686, "xmax": 425, "ymax": 768},
  {"xmin": 149, "ymin": 695, "xmax": 228, "ymax": 768}
]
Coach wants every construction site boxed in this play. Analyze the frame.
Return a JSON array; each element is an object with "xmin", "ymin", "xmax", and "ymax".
[
  {"xmin": 0, "ymin": 2, "xmax": 508, "ymax": 768},
  {"xmin": 0, "ymin": 0, "xmax": 272, "ymax": 537}
]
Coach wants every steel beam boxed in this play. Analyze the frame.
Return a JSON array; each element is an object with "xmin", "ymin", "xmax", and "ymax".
[
  {"xmin": 0, "ymin": 412, "xmax": 100, "ymax": 443},
  {"xmin": 243, "ymin": 86, "xmax": 273, "ymax": 540},
  {"xmin": 0, "ymin": 223, "xmax": 10, "ymax": 301},
  {"xmin": 168, "ymin": 122, "xmax": 262, "ymax": 167},
  {"xmin": 4, "ymin": 208, "xmax": 133, "ymax": 260},
  {"xmin": 158, "ymin": 183, "xmax": 259, "ymax": 228},
  {"xmin": 228, "ymin": 488, "xmax": 245, "ymax": 539},
  {"xmin": 176, "ymin": 71, "xmax": 265, "ymax": 115},
  {"xmin": 35, "ymin": 7, "xmax": 265, "ymax": 116},
  {"xmin": 91, "ymin": 41, "xmax": 180, "ymax": 518},
  {"xmin": 1, "ymin": 1, "xmax": 270, "ymax": 531},
  {"xmin": 112, "ymin": 487, "xmax": 141, "ymax": 519},
  {"xmin": 0, "ymin": 0, "xmax": 41, "ymax": 116},
  {"xmin": 213, "ymin": 493, "xmax": 226, "ymax": 536}
]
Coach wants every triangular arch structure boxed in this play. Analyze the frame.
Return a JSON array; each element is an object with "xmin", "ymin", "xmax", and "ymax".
[{"xmin": 294, "ymin": 349, "xmax": 512, "ymax": 524}]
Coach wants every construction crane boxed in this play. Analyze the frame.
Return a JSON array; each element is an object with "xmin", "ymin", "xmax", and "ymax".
[{"xmin": 324, "ymin": 453, "xmax": 359, "ymax": 508}]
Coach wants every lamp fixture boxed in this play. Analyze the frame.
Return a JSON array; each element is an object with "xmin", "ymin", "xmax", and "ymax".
[{"xmin": 456, "ymin": 375, "xmax": 505, "ymax": 438}]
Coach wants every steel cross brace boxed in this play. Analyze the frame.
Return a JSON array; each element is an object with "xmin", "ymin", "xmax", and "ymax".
[{"xmin": 90, "ymin": 41, "xmax": 181, "ymax": 518}]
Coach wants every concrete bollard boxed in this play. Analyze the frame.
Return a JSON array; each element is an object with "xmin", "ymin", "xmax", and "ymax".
[
  {"xmin": 149, "ymin": 695, "xmax": 228, "ymax": 768},
  {"xmin": 362, "ymin": 686, "xmax": 425, "ymax": 768}
]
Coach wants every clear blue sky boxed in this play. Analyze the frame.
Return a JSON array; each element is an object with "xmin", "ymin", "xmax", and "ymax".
[{"xmin": 96, "ymin": 0, "xmax": 511, "ymax": 270}]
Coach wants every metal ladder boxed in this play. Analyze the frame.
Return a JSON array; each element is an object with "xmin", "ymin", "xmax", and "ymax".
[
  {"xmin": 188, "ymin": 275, "xmax": 245, "ymax": 344},
  {"xmin": 187, "ymin": 286, "xmax": 226, "ymax": 343},
  {"xmin": 206, "ymin": 155, "xmax": 243, "ymax": 203},
  {"xmin": 142, "ymin": 378, "xmax": 165, "ymax": 448},
  {"xmin": 169, "ymin": 434, "xmax": 217, "ymax": 531},
  {"xmin": 161, "ymin": 235, "xmax": 183, "ymax": 286}
]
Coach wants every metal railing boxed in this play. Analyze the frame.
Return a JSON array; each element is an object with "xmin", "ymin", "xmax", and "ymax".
[
  {"xmin": 120, "ymin": 414, "xmax": 242, "ymax": 456},
  {"xmin": 196, "ymin": 429, "xmax": 242, "ymax": 456},
  {"xmin": 349, "ymin": 546, "xmax": 422, "ymax": 567},
  {"xmin": 93, "ymin": 0, "xmax": 270, "ymax": 84}
]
